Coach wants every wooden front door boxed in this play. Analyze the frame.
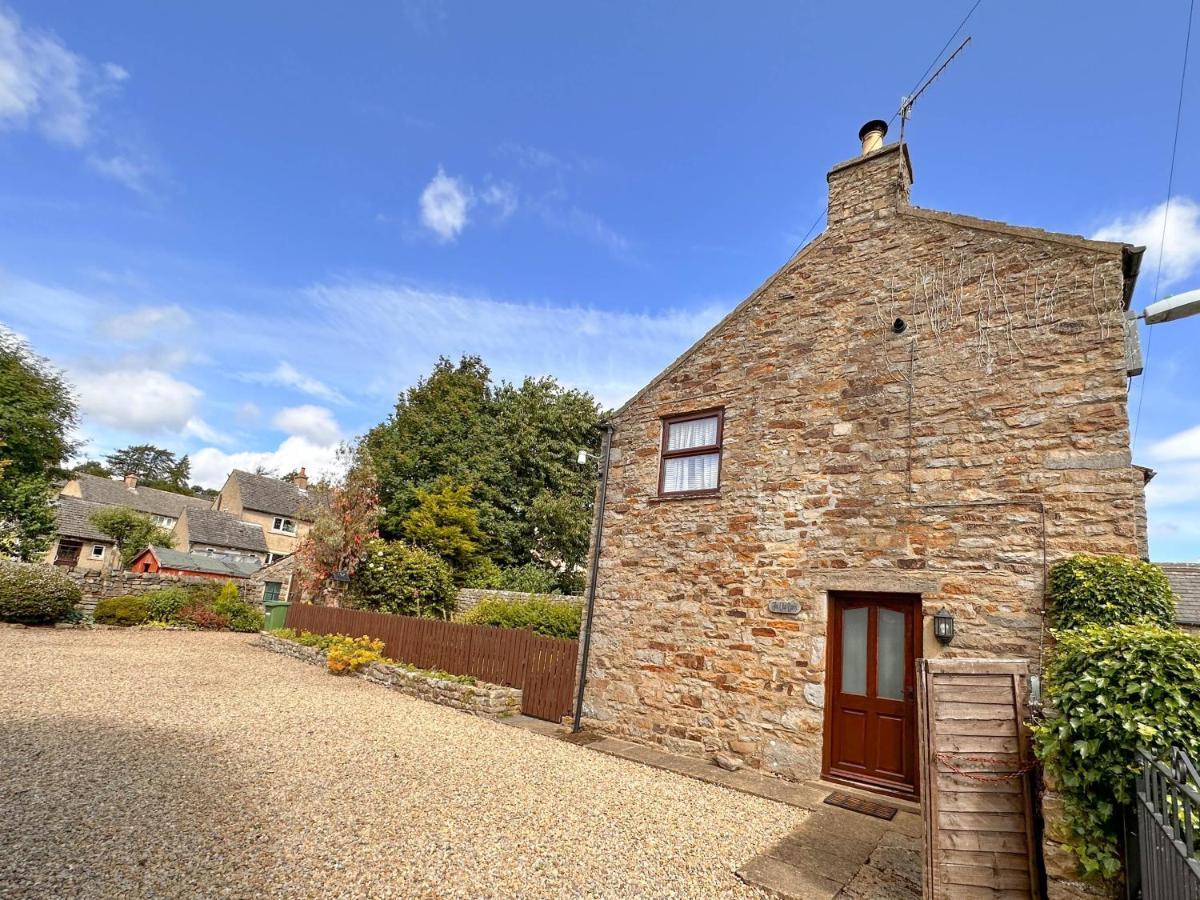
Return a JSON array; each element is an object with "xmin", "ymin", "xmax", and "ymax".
[{"xmin": 823, "ymin": 592, "xmax": 921, "ymax": 800}]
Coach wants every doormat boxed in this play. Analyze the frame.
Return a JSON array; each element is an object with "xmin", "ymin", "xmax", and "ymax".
[{"xmin": 823, "ymin": 791, "xmax": 898, "ymax": 820}]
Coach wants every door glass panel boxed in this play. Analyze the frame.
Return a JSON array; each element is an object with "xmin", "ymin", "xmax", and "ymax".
[
  {"xmin": 877, "ymin": 607, "xmax": 905, "ymax": 700},
  {"xmin": 841, "ymin": 607, "xmax": 868, "ymax": 695}
]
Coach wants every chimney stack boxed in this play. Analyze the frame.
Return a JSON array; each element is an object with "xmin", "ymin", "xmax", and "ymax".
[
  {"xmin": 858, "ymin": 119, "xmax": 888, "ymax": 155},
  {"xmin": 123, "ymin": 473, "xmax": 138, "ymax": 489},
  {"xmin": 291, "ymin": 466, "xmax": 308, "ymax": 490}
]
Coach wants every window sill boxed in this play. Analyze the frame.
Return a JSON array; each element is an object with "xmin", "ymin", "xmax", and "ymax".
[{"xmin": 651, "ymin": 490, "xmax": 722, "ymax": 502}]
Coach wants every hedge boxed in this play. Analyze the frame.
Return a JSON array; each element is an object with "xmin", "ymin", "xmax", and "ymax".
[
  {"xmin": 1047, "ymin": 553, "xmax": 1176, "ymax": 631},
  {"xmin": 350, "ymin": 539, "xmax": 456, "ymax": 619},
  {"xmin": 1033, "ymin": 623, "xmax": 1200, "ymax": 878},
  {"xmin": 461, "ymin": 594, "xmax": 582, "ymax": 639},
  {"xmin": 0, "ymin": 561, "xmax": 81, "ymax": 624}
]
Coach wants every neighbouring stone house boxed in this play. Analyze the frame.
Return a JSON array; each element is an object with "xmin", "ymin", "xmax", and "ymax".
[
  {"xmin": 580, "ymin": 122, "xmax": 1148, "ymax": 801},
  {"xmin": 213, "ymin": 469, "xmax": 314, "ymax": 563},
  {"xmin": 45, "ymin": 473, "xmax": 210, "ymax": 569},
  {"xmin": 1161, "ymin": 562, "xmax": 1200, "ymax": 634},
  {"xmin": 249, "ymin": 553, "xmax": 297, "ymax": 604},
  {"xmin": 45, "ymin": 496, "xmax": 120, "ymax": 570},
  {"xmin": 170, "ymin": 507, "xmax": 269, "ymax": 564},
  {"xmin": 127, "ymin": 545, "xmax": 261, "ymax": 580}
]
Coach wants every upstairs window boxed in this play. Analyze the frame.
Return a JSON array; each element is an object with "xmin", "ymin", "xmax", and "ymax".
[
  {"xmin": 659, "ymin": 409, "xmax": 723, "ymax": 496},
  {"xmin": 272, "ymin": 517, "xmax": 297, "ymax": 535}
]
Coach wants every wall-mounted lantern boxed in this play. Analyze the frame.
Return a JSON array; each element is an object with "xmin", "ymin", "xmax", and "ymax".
[{"xmin": 933, "ymin": 608, "xmax": 955, "ymax": 645}]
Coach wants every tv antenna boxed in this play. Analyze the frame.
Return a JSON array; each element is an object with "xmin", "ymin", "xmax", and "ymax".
[{"xmin": 898, "ymin": 36, "xmax": 972, "ymax": 143}]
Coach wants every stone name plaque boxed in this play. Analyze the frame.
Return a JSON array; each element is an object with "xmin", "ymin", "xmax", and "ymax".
[{"xmin": 767, "ymin": 599, "xmax": 801, "ymax": 615}]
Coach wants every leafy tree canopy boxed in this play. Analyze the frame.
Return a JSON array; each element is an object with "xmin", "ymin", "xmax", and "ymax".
[
  {"xmin": 366, "ymin": 355, "xmax": 601, "ymax": 590},
  {"xmin": 103, "ymin": 444, "xmax": 194, "ymax": 495},
  {"xmin": 0, "ymin": 330, "xmax": 77, "ymax": 559},
  {"xmin": 401, "ymin": 477, "xmax": 484, "ymax": 578},
  {"xmin": 89, "ymin": 506, "xmax": 175, "ymax": 566}
]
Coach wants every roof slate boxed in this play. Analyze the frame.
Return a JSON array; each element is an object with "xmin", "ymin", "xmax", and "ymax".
[
  {"xmin": 181, "ymin": 507, "xmax": 268, "ymax": 553},
  {"xmin": 55, "ymin": 497, "xmax": 115, "ymax": 542},
  {"xmin": 73, "ymin": 474, "xmax": 210, "ymax": 519},
  {"xmin": 1160, "ymin": 563, "xmax": 1200, "ymax": 626},
  {"xmin": 230, "ymin": 470, "xmax": 309, "ymax": 517},
  {"xmin": 145, "ymin": 546, "xmax": 260, "ymax": 578}
]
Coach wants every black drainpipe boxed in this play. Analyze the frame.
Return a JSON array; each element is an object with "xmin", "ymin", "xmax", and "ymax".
[{"xmin": 572, "ymin": 422, "xmax": 613, "ymax": 733}]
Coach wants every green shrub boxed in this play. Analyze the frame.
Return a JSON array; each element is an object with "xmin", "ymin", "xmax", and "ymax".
[
  {"xmin": 1033, "ymin": 623, "xmax": 1200, "ymax": 878},
  {"xmin": 140, "ymin": 587, "xmax": 193, "ymax": 622},
  {"xmin": 461, "ymin": 595, "xmax": 582, "ymax": 639},
  {"xmin": 495, "ymin": 563, "xmax": 559, "ymax": 594},
  {"xmin": 0, "ymin": 561, "xmax": 81, "ymax": 624},
  {"xmin": 212, "ymin": 582, "xmax": 263, "ymax": 633},
  {"xmin": 93, "ymin": 594, "xmax": 151, "ymax": 626},
  {"xmin": 350, "ymin": 539, "xmax": 456, "ymax": 618},
  {"xmin": 1048, "ymin": 554, "xmax": 1176, "ymax": 631}
]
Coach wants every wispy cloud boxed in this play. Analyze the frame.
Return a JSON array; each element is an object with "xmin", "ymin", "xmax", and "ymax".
[
  {"xmin": 1093, "ymin": 197, "xmax": 1200, "ymax": 289},
  {"xmin": 0, "ymin": 4, "xmax": 160, "ymax": 193},
  {"xmin": 239, "ymin": 361, "xmax": 348, "ymax": 404}
]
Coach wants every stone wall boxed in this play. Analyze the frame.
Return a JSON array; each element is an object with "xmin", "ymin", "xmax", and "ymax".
[
  {"xmin": 255, "ymin": 633, "xmax": 521, "ymax": 718},
  {"xmin": 582, "ymin": 139, "xmax": 1145, "ymax": 782},
  {"xmin": 65, "ymin": 568, "xmax": 265, "ymax": 618},
  {"xmin": 1041, "ymin": 784, "xmax": 1117, "ymax": 899},
  {"xmin": 454, "ymin": 588, "xmax": 584, "ymax": 617}
]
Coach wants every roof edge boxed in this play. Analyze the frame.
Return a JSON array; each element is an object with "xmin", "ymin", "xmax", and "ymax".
[{"xmin": 609, "ymin": 232, "xmax": 830, "ymax": 422}]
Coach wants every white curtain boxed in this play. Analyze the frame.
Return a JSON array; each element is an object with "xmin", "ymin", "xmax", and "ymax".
[
  {"xmin": 667, "ymin": 416, "xmax": 718, "ymax": 451},
  {"xmin": 663, "ymin": 452, "xmax": 719, "ymax": 492}
]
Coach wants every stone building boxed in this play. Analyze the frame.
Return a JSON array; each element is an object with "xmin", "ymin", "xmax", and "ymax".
[
  {"xmin": 580, "ymin": 122, "xmax": 1147, "ymax": 800},
  {"xmin": 212, "ymin": 469, "xmax": 314, "ymax": 563}
]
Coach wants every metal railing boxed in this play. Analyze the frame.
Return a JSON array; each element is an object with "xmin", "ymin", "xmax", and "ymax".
[{"xmin": 1135, "ymin": 746, "xmax": 1200, "ymax": 899}]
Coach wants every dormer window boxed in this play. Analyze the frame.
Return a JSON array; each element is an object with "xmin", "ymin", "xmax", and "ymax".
[
  {"xmin": 659, "ymin": 408, "xmax": 723, "ymax": 497},
  {"xmin": 272, "ymin": 516, "xmax": 297, "ymax": 535}
]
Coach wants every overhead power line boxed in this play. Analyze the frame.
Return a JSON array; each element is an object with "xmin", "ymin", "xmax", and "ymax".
[{"xmin": 1133, "ymin": 0, "xmax": 1196, "ymax": 450}]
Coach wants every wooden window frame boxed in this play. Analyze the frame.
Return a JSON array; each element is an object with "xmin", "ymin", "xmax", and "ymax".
[{"xmin": 657, "ymin": 407, "xmax": 724, "ymax": 498}]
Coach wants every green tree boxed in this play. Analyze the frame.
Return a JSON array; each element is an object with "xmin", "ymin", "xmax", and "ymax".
[
  {"xmin": 367, "ymin": 356, "xmax": 601, "ymax": 581},
  {"xmin": 72, "ymin": 460, "xmax": 111, "ymax": 477},
  {"xmin": 89, "ymin": 507, "xmax": 174, "ymax": 567},
  {"xmin": 401, "ymin": 477, "xmax": 484, "ymax": 576},
  {"xmin": 103, "ymin": 444, "xmax": 193, "ymax": 494},
  {"xmin": 0, "ymin": 330, "xmax": 78, "ymax": 559}
]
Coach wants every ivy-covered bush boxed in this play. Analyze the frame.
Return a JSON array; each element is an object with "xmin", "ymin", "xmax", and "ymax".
[
  {"xmin": 1033, "ymin": 623, "xmax": 1200, "ymax": 878},
  {"xmin": 94, "ymin": 594, "xmax": 151, "ymax": 626},
  {"xmin": 0, "ymin": 561, "xmax": 81, "ymax": 624},
  {"xmin": 1048, "ymin": 554, "xmax": 1176, "ymax": 630},
  {"xmin": 350, "ymin": 539, "xmax": 455, "ymax": 619},
  {"xmin": 461, "ymin": 594, "xmax": 582, "ymax": 639}
]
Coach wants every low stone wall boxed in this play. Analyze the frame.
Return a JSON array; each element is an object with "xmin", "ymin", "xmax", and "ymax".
[
  {"xmin": 64, "ymin": 568, "xmax": 265, "ymax": 618},
  {"xmin": 255, "ymin": 633, "xmax": 520, "ymax": 719},
  {"xmin": 454, "ymin": 587, "xmax": 583, "ymax": 617}
]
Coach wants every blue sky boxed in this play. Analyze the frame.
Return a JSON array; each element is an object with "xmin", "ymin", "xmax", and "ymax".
[{"xmin": 0, "ymin": 1, "xmax": 1198, "ymax": 560}]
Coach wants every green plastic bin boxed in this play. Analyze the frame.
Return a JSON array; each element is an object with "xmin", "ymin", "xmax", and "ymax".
[{"xmin": 263, "ymin": 600, "xmax": 290, "ymax": 630}]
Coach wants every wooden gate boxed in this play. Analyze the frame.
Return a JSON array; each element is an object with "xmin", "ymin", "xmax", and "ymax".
[{"xmin": 917, "ymin": 658, "xmax": 1039, "ymax": 899}]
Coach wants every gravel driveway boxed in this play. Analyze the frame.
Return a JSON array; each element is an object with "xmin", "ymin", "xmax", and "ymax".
[{"xmin": 0, "ymin": 628, "xmax": 803, "ymax": 899}]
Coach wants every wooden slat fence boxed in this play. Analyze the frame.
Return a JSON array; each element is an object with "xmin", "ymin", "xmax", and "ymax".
[
  {"xmin": 283, "ymin": 604, "xmax": 579, "ymax": 722},
  {"xmin": 918, "ymin": 658, "xmax": 1039, "ymax": 899}
]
